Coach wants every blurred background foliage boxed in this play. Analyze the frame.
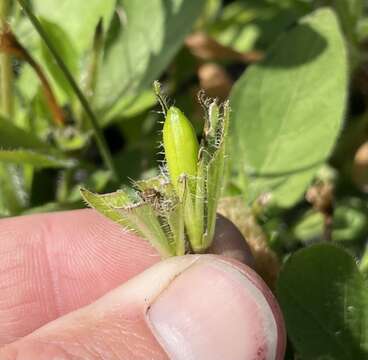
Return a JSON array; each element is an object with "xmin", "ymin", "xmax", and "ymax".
[{"xmin": 1, "ymin": 1, "xmax": 368, "ymax": 358}]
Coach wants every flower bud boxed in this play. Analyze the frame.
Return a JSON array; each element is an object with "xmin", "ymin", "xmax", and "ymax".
[{"xmin": 163, "ymin": 106, "xmax": 199, "ymax": 191}]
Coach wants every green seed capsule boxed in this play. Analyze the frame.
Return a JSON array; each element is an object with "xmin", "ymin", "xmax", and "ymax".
[{"xmin": 163, "ymin": 107, "xmax": 199, "ymax": 191}]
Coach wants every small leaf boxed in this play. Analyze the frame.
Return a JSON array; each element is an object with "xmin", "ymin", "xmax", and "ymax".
[
  {"xmin": 277, "ymin": 243, "xmax": 368, "ymax": 359},
  {"xmin": 80, "ymin": 188, "xmax": 131, "ymax": 223},
  {"xmin": 80, "ymin": 188, "xmax": 175, "ymax": 258},
  {"xmin": 0, "ymin": 150, "xmax": 76, "ymax": 168},
  {"xmin": 230, "ymin": 8, "xmax": 348, "ymax": 207}
]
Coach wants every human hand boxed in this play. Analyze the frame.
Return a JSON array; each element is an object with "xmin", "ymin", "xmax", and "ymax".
[{"xmin": 0, "ymin": 209, "xmax": 285, "ymax": 359}]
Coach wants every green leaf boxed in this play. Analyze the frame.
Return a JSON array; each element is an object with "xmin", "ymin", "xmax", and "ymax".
[
  {"xmin": 123, "ymin": 203, "xmax": 175, "ymax": 257},
  {"xmin": 95, "ymin": 0, "xmax": 205, "ymax": 109},
  {"xmin": 101, "ymin": 89, "xmax": 157, "ymax": 126},
  {"xmin": 166, "ymin": 199, "xmax": 185, "ymax": 256},
  {"xmin": 66, "ymin": 170, "xmax": 112, "ymax": 203},
  {"xmin": 32, "ymin": 0, "xmax": 116, "ymax": 54},
  {"xmin": 230, "ymin": 8, "xmax": 348, "ymax": 207},
  {"xmin": 333, "ymin": 0, "xmax": 363, "ymax": 41},
  {"xmin": 0, "ymin": 119, "xmax": 48, "ymax": 216},
  {"xmin": 39, "ymin": 18, "xmax": 79, "ymax": 98},
  {"xmin": 80, "ymin": 188, "xmax": 175, "ymax": 258},
  {"xmin": 277, "ymin": 243, "xmax": 368, "ymax": 359},
  {"xmin": 0, "ymin": 117, "xmax": 50, "ymax": 150},
  {"xmin": 293, "ymin": 199, "xmax": 368, "ymax": 244},
  {"xmin": 210, "ymin": 0, "xmax": 307, "ymax": 52},
  {"xmin": 0, "ymin": 150, "xmax": 76, "ymax": 168},
  {"xmin": 0, "ymin": 164, "xmax": 27, "ymax": 216},
  {"xmin": 134, "ymin": 177, "xmax": 185, "ymax": 255},
  {"xmin": 80, "ymin": 188, "xmax": 130, "ymax": 222}
]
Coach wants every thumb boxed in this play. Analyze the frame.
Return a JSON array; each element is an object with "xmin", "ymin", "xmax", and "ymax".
[{"xmin": 0, "ymin": 255, "xmax": 285, "ymax": 360}]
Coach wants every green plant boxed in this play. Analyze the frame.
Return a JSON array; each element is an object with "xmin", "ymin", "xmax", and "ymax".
[
  {"xmin": 81, "ymin": 83, "xmax": 230, "ymax": 256},
  {"xmin": 1, "ymin": 1, "xmax": 368, "ymax": 358}
]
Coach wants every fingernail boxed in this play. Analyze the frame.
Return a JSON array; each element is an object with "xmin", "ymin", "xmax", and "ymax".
[{"xmin": 148, "ymin": 258, "xmax": 280, "ymax": 360}]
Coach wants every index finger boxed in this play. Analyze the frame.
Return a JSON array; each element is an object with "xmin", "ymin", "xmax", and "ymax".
[{"xmin": 0, "ymin": 209, "xmax": 160, "ymax": 346}]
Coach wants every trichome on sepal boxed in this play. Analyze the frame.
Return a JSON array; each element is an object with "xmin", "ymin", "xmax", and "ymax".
[{"xmin": 81, "ymin": 81, "xmax": 230, "ymax": 258}]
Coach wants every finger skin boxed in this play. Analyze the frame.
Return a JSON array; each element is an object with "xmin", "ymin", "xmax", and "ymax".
[
  {"xmin": 0, "ymin": 256, "xmax": 200, "ymax": 360},
  {"xmin": 0, "ymin": 209, "xmax": 258, "ymax": 347},
  {"xmin": 0, "ymin": 209, "xmax": 160, "ymax": 345},
  {"xmin": 0, "ymin": 255, "xmax": 286, "ymax": 360}
]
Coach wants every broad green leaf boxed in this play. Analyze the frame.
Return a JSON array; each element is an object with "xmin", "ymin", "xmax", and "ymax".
[
  {"xmin": 101, "ymin": 90, "xmax": 157, "ymax": 126},
  {"xmin": 0, "ymin": 150, "xmax": 76, "ymax": 168},
  {"xmin": 210, "ymin": 0, "xmax": 307, "ymax": 52},
  {"xmin": 95, "ymin": 0, "xmax": 205, "ymax": 109},
  {"xmin": 39, "ymin": 18, "xmax": 79, "ymax": 98},
  {"xmin": 32, "ymin": 0, "xmax": 116, "ymax": 54},
  {"xmin": 0, "ymin": 117, "xmax": 49, "ymax": 150},
  {"xmin": 230, "ymin": 8, "xmax": 348, "ymax": 207},
  {"xmin": 277, "ymin": 244, "xmax": 368, "ymax": 359}
]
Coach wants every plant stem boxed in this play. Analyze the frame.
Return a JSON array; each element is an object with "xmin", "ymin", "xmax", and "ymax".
[
  {"xmin": 16, "ymin": 0, "xmax": 119, "ymax": 181},
  {"xmin": 0, "ymin": 0, "xmax": 24, "ymax": 215},
  {"xmin": 3, "ymin": 30, "xmax": 65, "ymax": 125},
  {"xmin": 0, "ymin": 0, "xmax": 13, "ymax": 118}
]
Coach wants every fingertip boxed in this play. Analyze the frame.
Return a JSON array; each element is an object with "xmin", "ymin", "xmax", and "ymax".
[
  {"xmin": 0, "ymin": 209, "xmax": 160, "ymax": 345},
  {"xmin": 1, "ymin": 255, "xmax": 285, "ymax": 360}
]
